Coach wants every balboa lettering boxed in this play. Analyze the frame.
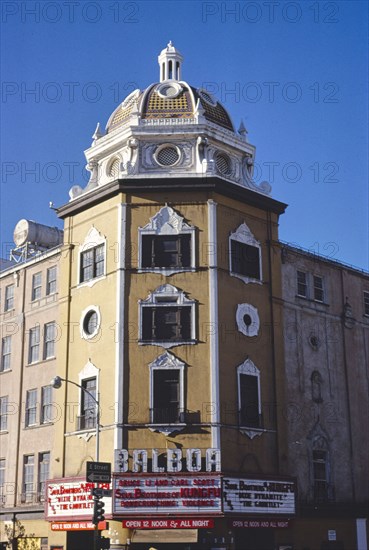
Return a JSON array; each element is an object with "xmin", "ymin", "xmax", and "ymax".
[{"xmin": 115, "ymin": 448, "xmax": 221, "ymax": 473}]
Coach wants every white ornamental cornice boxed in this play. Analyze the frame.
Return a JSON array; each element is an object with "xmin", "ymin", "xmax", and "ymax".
[
  {"xmin": 140, "ymin": 205, "xmax": 193, "ymax": 235},
  {"xmin": 140, "ymin": 284, "xmax": 193, "ymax": 305},
  {"xmin": 230, "ymin": 222, "xmax": 260, "ymax": 248},
  {"xmin": 237, "ymin": 357, "xmax": 260, "ymax": 376},
  {"xmin": 149, "ymin": 351, "xmax": 186, "ymax": 371}
]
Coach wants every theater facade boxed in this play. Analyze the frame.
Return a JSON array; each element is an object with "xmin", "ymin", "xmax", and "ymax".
[{"xmin": 0, "ymin": 43, "xmax": 367, "ymax": 550}]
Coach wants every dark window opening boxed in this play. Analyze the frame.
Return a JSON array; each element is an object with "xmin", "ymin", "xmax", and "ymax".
[
  {"xmin": 239, "ymin": 374, "xmax": 260, "ymax": 428},
  {"xmin": 80, "ymin": 244, "xmax": 104, "ymax": 283},
  {"xmin": 23, "ymin": 455, "xmax": 34, "ymax": 502},
  {"xmin": 4, "ymin": 285, "xmax": 14, "ymax": 311},
  {"xmin": 142, "ymin": 306, "xmax": 191, "ymax": 342},
  {"xmin": 46, "ymin": 266, "xmax": 57, "ymax": 295},
  {"xmin": 313, "ymin": 276, "xmax": 324, "ymax": 302},
  {"xmin": 311, "ymin": 371, "xmax": 323, "ymax": 403},
  {"xmin": 78, "ymin": 378, "xmax": 97, "ymax": 430},
  {"xmin": 231, "ymin": 240, "xmax": 260, "ymax": 280},
  {"xmin": 31, "ymin": 272, "xmax": 42, "ymax": 301},
  {"xmin": 243, "ymin": 314, "xmax": 252, "ymax": 327},
  {"xmin": 313, "ymin": 450, "xmax": 330, "ymax": 501},
  {"xmin": 364, "ymin": 291, "xmax": 369, "ymax": 316},
  {"xmin": 142, "ymin": 235, "xmax": 191, "ymax": 269},
  {"xmin": 297, "ymin": 270, "xmax": 308, "ymax": 297},
  {"xmin": 152, "ymin": 369, "xmax": 180, "ymax": 423},
  {"xmin": 25, "ymin": 389, "xmax": 37, "ymax": 427}
]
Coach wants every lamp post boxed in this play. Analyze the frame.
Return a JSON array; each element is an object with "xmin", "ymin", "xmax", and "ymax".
[
  {"xmin": 50, "ymin": 375, "xmax": 100, "ymax": 460},
  {"xmin": 51, "ymin": 375, "xmax": 102, "ymax": 550}
]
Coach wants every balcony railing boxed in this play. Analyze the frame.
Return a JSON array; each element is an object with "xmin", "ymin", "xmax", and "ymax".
[{"xmin": 77, "ymin": 414, "xmax": 97, "ymax": 431}]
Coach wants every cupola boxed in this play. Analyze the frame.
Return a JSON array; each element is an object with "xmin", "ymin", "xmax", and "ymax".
[{"xmin": 158, "ymin": 41, "xmax": 183, "ymax": 82}]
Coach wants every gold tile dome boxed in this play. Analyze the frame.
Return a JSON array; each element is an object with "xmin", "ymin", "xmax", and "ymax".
[
  {"xmin": 106, "ymin": 44, "xmax": 234, "ymax": 133},
  {"xmin": 106, "ymin": 82, "xmax": 234, "ymax": 133}
]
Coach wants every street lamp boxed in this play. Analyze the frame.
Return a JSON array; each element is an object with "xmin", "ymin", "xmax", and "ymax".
[
  {"xmin": 51, "ymin": 376, "xmax": 103, "ymax": 549},
  {"xmin": 50, "ymin": 376, "xmax": 100, "ymax": 461}
]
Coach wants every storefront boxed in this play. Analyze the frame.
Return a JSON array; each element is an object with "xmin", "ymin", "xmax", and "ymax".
[
  {"xmin": 109, "ymin": 449, "xmax": 296, "ymax": 550},
  {"xmin": 45, "ymin": 457, "xmax": 296, "ymax": 549}
]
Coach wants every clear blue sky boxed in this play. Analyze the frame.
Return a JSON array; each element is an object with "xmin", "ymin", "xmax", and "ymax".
[{"xmin": 1, "ymin": 0, "xmax": 368, "ymax": 269}]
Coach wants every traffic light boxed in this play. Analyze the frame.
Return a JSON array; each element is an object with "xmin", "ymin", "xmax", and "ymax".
[
  {"xmin": 92, "ymin": 497, "xmax": 105, "ymax": 524},
  {"xmin": 100, "ymin": 536, "xmax": 111, "ymax": 549}
]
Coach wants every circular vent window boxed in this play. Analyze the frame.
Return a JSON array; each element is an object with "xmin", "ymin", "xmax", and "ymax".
[
  {"xmin": 109, "ymin": 158, "xmax": 120, "ymax": 178},
  {"xmin": 157, "ymin": 82, "xmax": 183, "ymax": 99},
  {"xmin": 155, "ymin": 145, "xmax": 180, "ymax": 167},
  {"xmin": 82, "ymin": 309, "xmax": 99, "ymax": 338},
  {"xmin": 216, "ymin": 152, "xmax": 232, "ymax": 175}
]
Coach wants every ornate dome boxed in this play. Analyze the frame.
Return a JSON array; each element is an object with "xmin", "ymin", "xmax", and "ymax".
[
  {"xmin": 72, "ymin": 43, "xmax": 270, "ymax": 203},
  {"xmin": 106, "ymin": 42, "xmax": 234, "ymax": 134}
]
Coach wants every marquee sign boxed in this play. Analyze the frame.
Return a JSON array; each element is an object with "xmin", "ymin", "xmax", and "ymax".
[
  {"xmin": 51, "ymin": 521, "xmax": 107, "ymax": 531},
  {"xmin": 229, "ymin": 519, "xmax": 290, "ymax": 529},
  {"xmin": 113, "ymin": 474, "xmax": 222, "ymax": 515},
  {"xmin": 46, "ymin": 478, "xmax": 112, "ymax": 521},
  {"xmin": 122, "ymin": 519, "xmax": 215, "ymax": 529},
  {"xmin": 223, "ymin": 478, "xmax": 295, "ymax": 515}
]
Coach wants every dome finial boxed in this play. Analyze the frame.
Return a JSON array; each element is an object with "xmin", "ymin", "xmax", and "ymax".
[{"xmin": 158, "ymin": 42, "xmax": 183, "ymax": 82}]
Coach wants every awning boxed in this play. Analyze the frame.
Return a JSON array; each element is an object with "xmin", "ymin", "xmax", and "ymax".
[{"xmin": 131, "ymin": 529, "xmax": 198, "ymax": 543}]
